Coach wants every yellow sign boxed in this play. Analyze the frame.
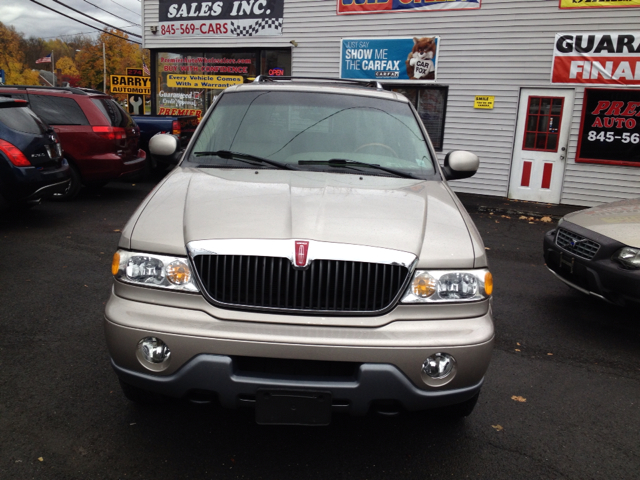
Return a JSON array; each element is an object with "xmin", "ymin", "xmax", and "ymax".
[
  {"xmin": 110, "ymin": 75, "xmax": 151, "ymax": 94},
  {"xmin": 560, "ymin": 0, "xmax": 640, "ymax": 8},
  {"xmin": 474, "ymin": 96, "xmax": 495, "ymax": 109},
  {"xmin": 166, "ymin": 74, "xmax": 243, "ymax": 89}
]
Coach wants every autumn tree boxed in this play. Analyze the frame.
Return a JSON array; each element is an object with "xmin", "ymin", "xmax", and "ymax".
[
  {"xmin": 0, "ymin": 22, "xmax": 39, "ymax": 85},
  {"xmin": 56, "ymin": 56, "xmax": 79, "ymax": 77}
]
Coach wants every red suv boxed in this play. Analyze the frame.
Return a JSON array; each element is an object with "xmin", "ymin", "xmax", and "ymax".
[{"xmin": 0, "ymin": 86, "xmax": 146, "ymax": 199}]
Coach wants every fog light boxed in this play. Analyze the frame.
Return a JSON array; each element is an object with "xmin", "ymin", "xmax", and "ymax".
[
  {"xmin": 137, "ymin": 337, "xmax": 171, "ymax": 364},
  {"xmin": 422, "ymin": 353, "xmax": 456, "ymax": 379}
]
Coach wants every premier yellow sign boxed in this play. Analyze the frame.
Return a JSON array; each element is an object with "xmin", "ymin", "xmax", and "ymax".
[
  {"xmin": 110, "ymin": 75, "xmax": 151, "ymax": 94},
  {"xmin": 167, "ymin": 74, "xmax": 243, "ymax": 89},
  {"xmin": 560, "ymin": 0, "xmax": 640, "ymax": 8},
  {"xmin": 474, "ymin": 96, "xmax": 495, "ymax": 109}
]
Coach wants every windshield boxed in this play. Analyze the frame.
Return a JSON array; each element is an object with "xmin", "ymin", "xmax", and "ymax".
[{"xmin": 187, "ymin": 90, "xmax": 436, "ymax": 178}]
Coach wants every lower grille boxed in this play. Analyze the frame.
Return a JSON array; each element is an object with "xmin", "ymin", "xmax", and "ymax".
[
  {"xmin": 555, "ymin": 228, "xmax": 600, "ymax": 260},
  {"xmin": 193, "ymin": 255, "xmax": 409, "ymax": 314},
  {"xmin": 233, "ymin": 356, "xmax": 360, "ymax": 380}
]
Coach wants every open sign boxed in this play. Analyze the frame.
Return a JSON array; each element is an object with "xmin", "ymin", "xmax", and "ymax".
[{"xmin": 269, "ymin": 68, "xmax": 285, "ymax": 76}]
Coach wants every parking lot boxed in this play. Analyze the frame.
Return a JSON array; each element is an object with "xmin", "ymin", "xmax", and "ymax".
[{"xmin": 1, "ymin": 180, "xmax": 639, "ymax": 480}]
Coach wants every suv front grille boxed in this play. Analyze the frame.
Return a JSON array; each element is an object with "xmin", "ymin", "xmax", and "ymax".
[
  {"xmin": 193, "ymin": 255, "xmax": 409, "ymax": 314},
  {"xmin": 555, "ymin": 228, "xmax": 600, "ymax": 260}
]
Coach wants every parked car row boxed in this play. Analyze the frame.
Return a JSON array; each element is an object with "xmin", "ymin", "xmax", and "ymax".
[{"xmin": 0, "ymin": 85, "xmax": 198, "ymax": 206}]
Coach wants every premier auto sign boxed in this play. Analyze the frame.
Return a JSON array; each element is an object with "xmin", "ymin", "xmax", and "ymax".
[{"xmin": 552, "ymin": 33, "xmax": 640, "ymax": 85}]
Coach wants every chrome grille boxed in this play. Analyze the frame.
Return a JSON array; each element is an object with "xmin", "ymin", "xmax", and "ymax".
[
  {"xmin": 193, "ymin": 255, "xmax": 409, "ymax": 314},
  {"xmin": 555, "ymin": 228, "xmax": 600, "ymax": 260}
]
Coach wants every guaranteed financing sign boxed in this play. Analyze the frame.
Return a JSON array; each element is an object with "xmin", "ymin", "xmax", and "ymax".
[
  {"xmin": 340, "ymin": 37, "xmax": 440, "ymax": 82},
  {"xmin": 338, "ymin": 0, "xmax": 480, "ymax": 15},
  {"xmin": 552, "ymin": 33, "xmax": 640, "ymax": 85},
  {"xmin": 158, "ymin": 0, "xmax": 283, "ymax": 37}
]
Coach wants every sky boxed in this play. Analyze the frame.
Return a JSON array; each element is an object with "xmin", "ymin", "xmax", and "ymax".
[{"xmin": 0, "ymin": 0, "xmax": 143, "ymax": 41}]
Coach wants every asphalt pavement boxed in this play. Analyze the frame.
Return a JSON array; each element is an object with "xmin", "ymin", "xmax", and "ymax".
[{"xmin": 1, "ymin": 181, "xmax": 638, "ymax": 480}]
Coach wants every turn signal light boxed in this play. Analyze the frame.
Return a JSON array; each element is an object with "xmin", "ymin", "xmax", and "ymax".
[
  {"xmin": 0, "ymin": 139, "xmax": 31, "ymax": 166},
  {"xmin": 485, "ymin": 271, "xmax": 493, "ymax": 296},
  {"xmin": 111, "ymin": 252, "xmax": 120, "ymax": 275}
]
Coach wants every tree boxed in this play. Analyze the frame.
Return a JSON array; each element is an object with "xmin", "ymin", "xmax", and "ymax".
[
  {"xmin": 0, "ymin": 22, "xmax": 39, "ymax": 85},
  {"xmin": 56, "ymin": 56, "xmax": 79, "ymax": 77}
]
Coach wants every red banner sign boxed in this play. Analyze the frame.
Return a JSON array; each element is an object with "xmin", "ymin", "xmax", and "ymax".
[{"xmin": 552, "ymin": 33, "xmax": 640, "ymax": 85}]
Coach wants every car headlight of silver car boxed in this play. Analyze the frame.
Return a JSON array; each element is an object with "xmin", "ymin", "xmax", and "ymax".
[
  {"xmin": 111, "ymin": 250, "xmax": 200, "ymax": 292},
  {"xmin": 401, "ymin": 269, "xmax": 493, "ymax": 303},
  {"xmin": 613, "ymin": 247, "xmax": 640, "ymax": 270}
]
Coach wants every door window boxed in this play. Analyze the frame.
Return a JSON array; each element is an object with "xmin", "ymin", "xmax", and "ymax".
[{"xmin": 523, "ymin": 96, "xmax": 563, "ymax": 152}]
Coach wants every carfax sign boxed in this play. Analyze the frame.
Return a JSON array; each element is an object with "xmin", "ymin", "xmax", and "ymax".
[
  {"xmin": 157, "ymin": 0, "xmax": 283, "ymax": 37},
  {"xmin": 340, "ymin": 37, "xmax": 440, "ymax": 82},
  {"xmin": 338, "ymin": 0, "xmax": 480, "ymax": 15}
]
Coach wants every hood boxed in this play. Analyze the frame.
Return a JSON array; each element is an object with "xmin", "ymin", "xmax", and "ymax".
[
  {"xmin": 564, "ymin": 197, "xmax": 640, "ymax": 247},
  {"xmin": 124, "ymin": 168, "xmax": 480, "ymax": 268}
]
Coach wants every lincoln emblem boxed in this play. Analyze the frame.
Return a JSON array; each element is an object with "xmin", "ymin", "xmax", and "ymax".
[{"xmin": 294, "ymin": 241, "xmax": 309, "ymax": 267}]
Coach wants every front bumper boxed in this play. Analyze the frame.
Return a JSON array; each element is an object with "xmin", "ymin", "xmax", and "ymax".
[
  {"xmin": 543, "ymin": 223, "xmax": 640, "ymax": 305},
  {"xmin": 105, "ymin": 285, "xmax": 494, "ymax": 414}
]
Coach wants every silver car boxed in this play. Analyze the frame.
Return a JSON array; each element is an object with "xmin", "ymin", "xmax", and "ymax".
[{"xmin": 106, "ymin": 78, "xmax": 494, "ymax": 425}]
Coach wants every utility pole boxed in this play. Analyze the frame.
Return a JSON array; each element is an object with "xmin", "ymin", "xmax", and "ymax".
[{"xmin": 103, "ymin": 43, "xmax": 106, "ymax": 93}]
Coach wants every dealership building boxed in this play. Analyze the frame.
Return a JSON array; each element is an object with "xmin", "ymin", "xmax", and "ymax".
[{"xmin": 139, "ymin": 0, "xmax": 640, "ymax": 207}]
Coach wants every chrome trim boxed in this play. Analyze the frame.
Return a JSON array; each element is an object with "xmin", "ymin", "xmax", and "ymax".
[
  {"xmin": 546, "ymin": 267, "xmax": 612, "ymax": 304},
  {"xmin": 187, "ymin": 239, "xmax": 417, "ymax": 269}
]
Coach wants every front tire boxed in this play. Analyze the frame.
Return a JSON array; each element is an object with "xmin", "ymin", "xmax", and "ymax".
[{"xmin": 119, "ymin": 379, "xmax": 165, "ymax": 405}]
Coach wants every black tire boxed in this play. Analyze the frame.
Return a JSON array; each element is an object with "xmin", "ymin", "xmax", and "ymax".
[
  {"xmin": 52, "ymin": 164, "xmax": 81, "ymax": 201},
  {"xmin": 437, "ymin": 392, "xmax": 479, "ymax": 420},
  {"xmin": 83, "ymin": 180, "xmax": 109, "ymax": 190},
  {"xmin": 119, "ymin": 379, "xmax": 165, "ymax": 405}
]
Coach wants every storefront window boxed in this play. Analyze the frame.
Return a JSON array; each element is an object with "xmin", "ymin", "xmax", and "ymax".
[
  {"xmin": 155, "ymin": 49, "xmax": 290, "ymax": 118},
  {"xmin": 388, "ymin": 86, "xmax": 447, "ymax": 151}
]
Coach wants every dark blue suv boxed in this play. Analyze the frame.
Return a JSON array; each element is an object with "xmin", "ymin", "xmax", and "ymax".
[{"xmin": 0, "ymin": 97, "xmax": 70, "ymax": 208}]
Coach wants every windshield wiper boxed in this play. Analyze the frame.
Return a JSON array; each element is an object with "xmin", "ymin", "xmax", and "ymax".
[
  {"xmin": 298, "ymin": 158, "xmax": 418, "ymax": 179},
  {"xmin": 194, "ymin": 150, "xmax": 293, "ymax": 170}
]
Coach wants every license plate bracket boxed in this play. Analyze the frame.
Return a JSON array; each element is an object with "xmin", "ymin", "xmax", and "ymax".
[
  {"xmin": 559, "ymin": 252, "xmax": 574, "ymax": 274},
  {"xmin": 255, "ymin": 390, "xmax": 332, "ymax": 426}
]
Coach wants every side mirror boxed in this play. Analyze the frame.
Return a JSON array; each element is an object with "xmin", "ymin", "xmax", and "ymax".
[
  {"xmin": 442, "ymin": 150, "xmax": 479, "ymax": 180},
  {"xmin": 149, "ymin": 133, "xmax": 181, "ymax": 165}
]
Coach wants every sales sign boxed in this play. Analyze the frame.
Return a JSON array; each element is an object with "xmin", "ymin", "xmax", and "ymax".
[
  {"xmin": 110, "ymin": 75, "xmax": 151, "ymax": 94},
  {"xmin": 340, "ymin": 37, "xmax": 440, "ymax": 83},
  {"xmin": 158, "ymin": 0, "xmax": 283, "ymax": 36},
  {"xmin": 166, "ymin": 74, "xmax": 243, "ymax": 89},
  {"xmin": 560, "ymin": 0, "xmax": 640, "ymax": 9},
  {"xmin": 338, "ymin": 0, "xmax": 480, "ymax": 15},
  {"xmin": 552, "ymin": 32, "xmax": 640, "ymax": 86},
  {"xmin": 577, "ymin": 88, "xmax": 640, "ymax": 166}
]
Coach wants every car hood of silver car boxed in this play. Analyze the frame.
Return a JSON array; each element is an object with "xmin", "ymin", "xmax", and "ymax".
[
  {"xmin": 563, "ymin": 197, "xmax": 640, "ymax": 247},
  {"xmin": 119, "ymin": 167, "xmax": 487, "ymax": 268}
]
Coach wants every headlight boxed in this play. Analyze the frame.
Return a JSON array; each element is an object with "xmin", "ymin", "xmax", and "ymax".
[
  {"xmin": 613, "ymin": 247, "xmax": 640, "ymax": 270},
  {"xmin": 112, "ymin": 250, "xmax": 200, "ymax": 292},
  {"xmin": 401, "ymin": 269, "xmax": 492, "ymax": 303}
]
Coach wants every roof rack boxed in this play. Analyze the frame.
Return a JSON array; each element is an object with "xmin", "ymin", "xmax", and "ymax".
[
  {"xmin": 0, "ymin": 85, "xmax": 93, "ymax": 95},
  {"xmin": 252, "ymin": 76, "xmax": 384, "ymax": 90}
]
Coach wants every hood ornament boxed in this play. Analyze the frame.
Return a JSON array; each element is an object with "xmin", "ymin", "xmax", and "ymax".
[{"xmin": 294, "ymin": 241, "xmax": 309, "ymax": 267}]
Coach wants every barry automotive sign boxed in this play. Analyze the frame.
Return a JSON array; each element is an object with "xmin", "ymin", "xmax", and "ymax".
[
  {"xmin": 552, "ymin": 33, "xmax": 640, "ymax": 85},
  {"xmin": 577, "ymin": 88, "xmax": 640, "ymax": 166},
  {"xmin": 337, "ymin": 0, "xmax": 480, "ymax": 15},
  {"xmin": 110, "ymin": 75, "xmax": 151, "ymax": 94},
  {"xmin": 158, "ymin": 0, "xmax": 283, "ymax": 36}
]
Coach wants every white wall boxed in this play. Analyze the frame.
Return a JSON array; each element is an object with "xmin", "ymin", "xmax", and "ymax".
[{"xmin": 144, "ymin": 0, "xmax": 640, "ymax": 206}]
